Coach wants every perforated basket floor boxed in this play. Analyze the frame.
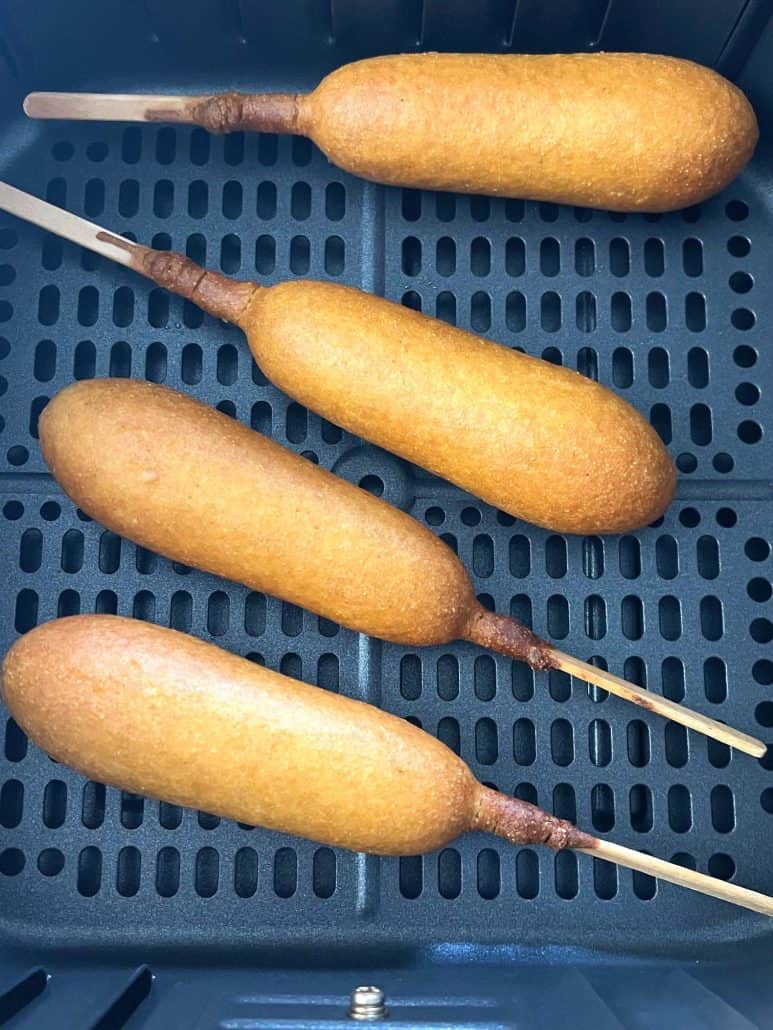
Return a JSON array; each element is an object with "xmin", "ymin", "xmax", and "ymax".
[{"xmin": 0, "ymin": 64, "xmax": 771, "ymax": 966}]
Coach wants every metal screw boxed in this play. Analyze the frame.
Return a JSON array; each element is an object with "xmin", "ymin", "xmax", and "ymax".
[{"xmin": 348, "ymin": 985, "xmax": 387, "ymax": 1021}]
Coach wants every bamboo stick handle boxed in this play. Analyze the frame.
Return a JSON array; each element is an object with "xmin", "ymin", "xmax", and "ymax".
[
  {"xmin": 579, "ymin": 839, "xmax": 773, "ymax": 916},
  {"xmin": 0, "ymin": 181, "xmax": 258, "ymax": 323},
  {"xmin": 549, "ymin": 648, "xmax": 766, "ymax": 759},
  {"xmin": 24, "ymin": 91, "xmax": 303, "ymax": 135},
  {"xmin": 466, "ymin": 610, "xmax": 766, "ymax": 759},
  {"xmin": 0, "ymin": 181, "xmax": 138, "ymax": 266},
  {"xmin": 24, "ymin": 92, "xmax": 196, "ymax": 124}
]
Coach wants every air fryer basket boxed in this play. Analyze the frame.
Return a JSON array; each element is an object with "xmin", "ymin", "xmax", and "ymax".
[{"xmin": 0, "ymin": 0, "xmax": 771, "ymax": 1025}]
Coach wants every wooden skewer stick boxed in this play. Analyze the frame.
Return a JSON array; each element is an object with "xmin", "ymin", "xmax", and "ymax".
[
  {"xmin": 0, "ymin": 181, "xmax": 139, "ymax": 267},
  {"xmin": 470, "ymin": 614, "xmax": 766, "ymax": 758},
  {"xmin": 548, "ymin": 649, "xmax": 767, "ymax": 759},
  {"xmin": 24, "ymin": 89, "xmax": 303, "ymax": 136},
  {"xmin": 24, "ymin": 92, "xmax": 198, "ymax": 125},
  {"xmin": 23, "ymin": 91, "xmax": 300, "ymax": 136},
  {"xmin": 576, "ymin": 838, "xmax": 773, "ymax": 916},
  {"xmin": 0, "ymin": 180, "xmax": 767, "ymax": 761}
]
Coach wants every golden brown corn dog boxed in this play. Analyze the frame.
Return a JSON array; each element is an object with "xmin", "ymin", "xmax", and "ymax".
[
  {"xmin": 25, "ymin": 53, "xmax": 759, "ymax": 211},
  {"xmin": 3, "ymin": 616, "xmax": 772, "ymax": 915},
  {"xmin": 40, "ymin": 379, "xmax": 477, "ymax": 646},
  {"xmin": 35, "ymin": 379, "xmax": 765, "ymax": 758},
  {"xmin": 0, "ymin": 616, "xmax": 581, "ymax": 854},
  {"xmin": 137, "ymin": 250, "xmax": 677, "ymax": 535}
]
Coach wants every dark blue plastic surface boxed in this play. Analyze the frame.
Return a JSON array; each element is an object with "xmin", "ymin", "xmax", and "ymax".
[{"xmin": 0, "ymin": 1, "xmax": 771, "ymax": 1025}]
